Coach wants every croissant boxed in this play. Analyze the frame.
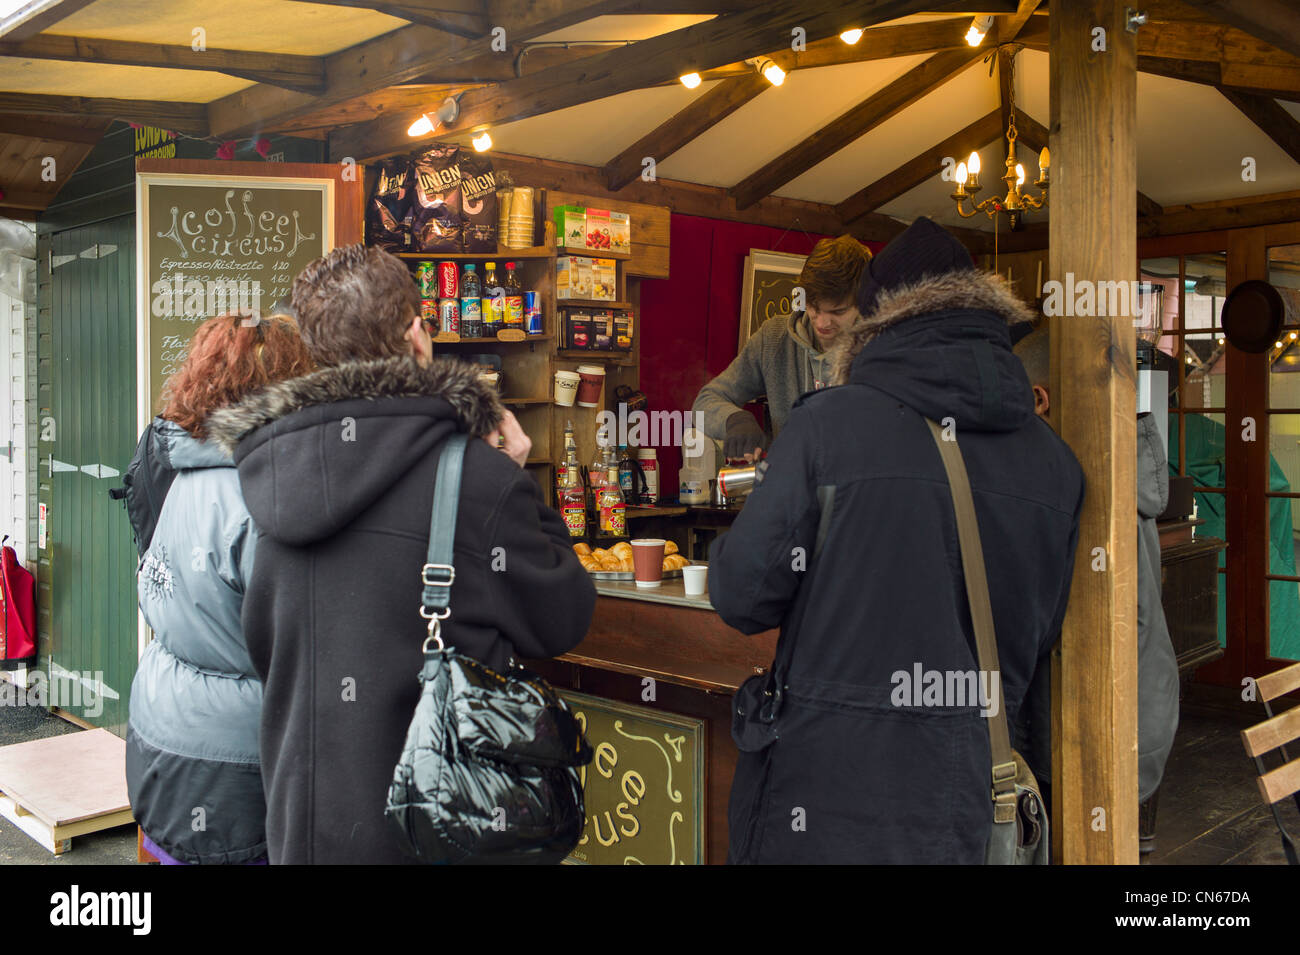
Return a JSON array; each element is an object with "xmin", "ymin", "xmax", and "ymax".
[
  {"xmin": 663, "ymin": 554, "xmax": 688, "ymax": 571},
  {"xmin": 574, "ymin": 542, "xmax": 592, "ymax": 557},
  {"xmin": 599, "ymin": 554, "xmax": 621, "ymax": 571},
  {"xmin": 578, "ymin": 555, "xmax": 598, "ymax": 572},
  {"xmin": 618, "ymin": 556, "xmax": 634, "ymax": 572},
  {"xmin": 592, "ymin": 548, "xmax": 609, "ymax": 561},
  {"xmin": 664, "ymin": 540, "xmax": 679, "ymax": 556},
  {"xmin": 611, "ymin": 542, "xmax": 633, "ymax": 560}
]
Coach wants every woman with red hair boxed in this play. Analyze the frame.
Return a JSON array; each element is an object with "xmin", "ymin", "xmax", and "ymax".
[{"xmin": 125, "ymin": 312, "xmax": 312, "ymax": 865}]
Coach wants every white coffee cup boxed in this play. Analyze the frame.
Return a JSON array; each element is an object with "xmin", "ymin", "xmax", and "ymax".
[
  {"xmin": 681, "ymin": 564, "xmax": 708, "ymax": 596},
  {"xmin": 554, "ymin": 370, "xmax": 580, "ymax": 406}
]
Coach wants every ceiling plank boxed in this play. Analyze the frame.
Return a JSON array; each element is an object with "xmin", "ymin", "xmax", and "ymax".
[
  {"xmin": 209, "ymin": 1, "xmax": 642, "ymax": 141},
  {"xmin": 290, "ymin": 0, "xmax": 489, "ymax": 39},
  {"xmin": 1178, "ymin": 0, "xmax": 1300, "ymax": 61},
  {"xmin": 0, "ymin": 205, "xmax": 38, "ymax": 221},
  {"xmin": 1218, "ymin": 87, "xmax": 1300, "ymax": 166},
  {"xmin": 0, "ymin": 0, "xmax": 98, "ymax": 41},
  {"xmin": 0, "ymin": 188, "xmax": 56, "ymax": 210},
  {"xmin": 836, "ymin": 109, "xmax": 1002, "ymax": 221},
  {"xmin": 1138, "ymin": 193, "xmax": 1300, "ymax": 237},
  {"xmin": 328, "ymin": 0, "xmax": 948, "ymax": 162},
  {"xmin": 602, "ymin": 71, "xmax": 769, "ymax": 191},
  {"xmin": 0, "ymin": 92, "xmax": 207, "ymax": 135},
  {"xmin": 0, "ymin": 112, "xmax": 104, "ymax": 143},
  {"xmin": 728, "ymin": 44, "xmax": 985, "ymax": 210},
  {"xmin": 0, "ymin": 34, "xmax": 327, "ymax": 94}
]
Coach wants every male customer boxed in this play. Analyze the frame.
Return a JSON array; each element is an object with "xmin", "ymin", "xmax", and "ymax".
[
  {"xmin": 1014, "ymin": 328, "xmax": 1179, "ymax": 806},
  {"xmin": 692, "ymin": 235, "xmax": 870, "ymax": 461},
  {"xmin": 709, "ymin": 217, "xmax": 1084, "ymax": 863},
  {"xmin": 208, "ymin": 245, "xmax": 595, "ymax": 864}
]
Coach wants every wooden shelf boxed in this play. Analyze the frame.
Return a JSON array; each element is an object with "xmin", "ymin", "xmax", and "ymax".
[
  {"xmin": 557, "ymin": 349, "xmax": 636, "ymax": 364},
  {"xmin": 556, "ymin": 246, "xmax": 631, "ymax": 261},
  {"xmin": 556, "ymin": 299, "xmax": 633, "ymax": 310},
  {"xmin": 524, "ymin": 458, "xmax": 554, "ymax": 467},
  {"xmin": 502, "ymin": 396, "xmax": 552, "ymax": 406},
  {"xmin": 396, "ymin": 244, "xmax": 556, "ymax": 261},
  {"xmin": 433, "ymin": 334, "xmax": 552, "ymax": 344}
]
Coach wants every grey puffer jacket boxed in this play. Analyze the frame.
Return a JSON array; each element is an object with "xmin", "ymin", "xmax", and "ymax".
[
  {"xmin": 125, "ymin": 420, "xmax": 265, "ymax": 864},
  {"xmin": 692, "ymin": 311, "xmax": 833, "ymax": 442}
]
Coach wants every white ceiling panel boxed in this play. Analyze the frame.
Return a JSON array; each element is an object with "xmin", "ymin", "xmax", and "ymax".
[
  {"xmin": 532, "ymin": 14, "xmax": 714, "ymax": 43},
  {"xmin": 654, "ymin": 55, "xmax": 932, "ymax": 187}
]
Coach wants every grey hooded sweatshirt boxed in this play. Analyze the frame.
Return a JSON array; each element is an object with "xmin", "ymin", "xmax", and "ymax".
[
  {"xmin": 125, "ymin": 419, "xmax": 265, "ymax": 864},
  {"xmin": 692, "ymin": 311, "xmax": 833, "ymax": 442}
]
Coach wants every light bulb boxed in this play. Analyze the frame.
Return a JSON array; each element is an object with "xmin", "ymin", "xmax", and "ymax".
[
  {"xmin": 955, "ymin": 162, "xmax": 968, "ymax": 185},
  {"xmin": 1276, "ymin": 340, "xmax": 1283, "ymax": 348},
  {"xmin": 407, "ymin": 114, "xmax": 433, "ymax": 137},
  {"xmin": 840, "ymin": 28, "xmax": 863, "ymax": 44},
  {"xmin": 1291, "ymin": 332, "xmax": 1296, "ymax": 339},
  {"xmin": 965, "ymin": 16, "xmax": 992, "ymax": 46},
  {"xmin": 1039, "ymin": 146, "xmax": 1050, "ymax": 171},
  {"xmin": 1016, "ymin": 163, "xmax": 1026, "ymax": 185},
  {"xmin": 763, "ymin": 61, "xmax": 786, "ymax": 86},
  {"xmin": 680, "ymin": 72, "xmax": 702, "ymax": 89},
  {"xmin": 968, "ymin": 151, "xmax": 981, "ymax": 176},
  {"xmin": 472, "ymin": 130, "xmax": 492, "ymax": 152}
]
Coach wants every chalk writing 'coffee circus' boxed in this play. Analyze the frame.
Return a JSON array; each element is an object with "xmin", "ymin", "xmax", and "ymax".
[{"xmin": 154, "ymin": 188, "xmax": 317, "ymax": 260}]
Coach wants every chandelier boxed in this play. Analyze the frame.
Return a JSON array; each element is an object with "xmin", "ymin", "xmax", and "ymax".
[{"xmin": 949, "ymin": 48, "xmax": 1049, "ymax": 231}]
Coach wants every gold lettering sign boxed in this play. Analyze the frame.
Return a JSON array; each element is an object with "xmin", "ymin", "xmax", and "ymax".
[{"xmin": 560, "ymin": 691, "xmax": 705, "ymax": 865}]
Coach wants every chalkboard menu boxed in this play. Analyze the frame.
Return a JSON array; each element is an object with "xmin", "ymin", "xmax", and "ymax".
[
  {"xmin": 137, "ymin": 173, "xmax": 333, "ymax": 418},
  {"xmin": 739, "ymin": 249, "xmax": 807, "ymax": 352}
]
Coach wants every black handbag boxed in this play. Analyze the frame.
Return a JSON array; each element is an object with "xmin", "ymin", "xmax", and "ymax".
[{"xmin": 385, "ymin": 434, "xmax": 593, "ymax": 865}]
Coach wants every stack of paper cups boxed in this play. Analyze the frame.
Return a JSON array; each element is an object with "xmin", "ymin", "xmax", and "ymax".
[{"xmin": 507, "ymin": 187, "xmax": 535, "ymax": 248}]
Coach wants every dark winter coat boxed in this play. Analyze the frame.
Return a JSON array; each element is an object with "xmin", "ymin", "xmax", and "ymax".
[
  {"xmin": 125, "ymin": 420, "xmax": 265, "ymax": 864},
  {"xmin": 709, "ymin": 270, "xmax": 1084, "ymax": 864},
  {"xmin": 207, "ymin": 356, "xmax": 596, "ymax": 865}
]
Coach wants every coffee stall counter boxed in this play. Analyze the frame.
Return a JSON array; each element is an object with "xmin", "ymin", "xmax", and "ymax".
[{"xmin": 527, "ymin": 566, "xmax": 776, "ymax": 864}]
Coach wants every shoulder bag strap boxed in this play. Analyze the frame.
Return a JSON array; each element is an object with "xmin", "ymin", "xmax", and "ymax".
[
  {"xmin": 420, "ymin": 433, "xmax": 468, "ymax": 649},
  {"xmin": 925, "ymin": 418, "xmax": 1017, "ymax": 824}
]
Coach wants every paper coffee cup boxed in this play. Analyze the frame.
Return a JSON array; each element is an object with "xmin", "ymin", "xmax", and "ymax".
[
  {"xmin": 681, "ymin": 564, "xmax": 707, "ymax": 596},
  {"xmin": 479, "ymin": 372, "xmax": 500, "ymax": 391},
  {"xmin": 631, "ymin": 538, "xmax": 666, "ymax": 588},
  {"xmin": 576, "ymin": 364, "xmax": 605, "ymax": 407},
  {"xmin": 554, "ymin": 370, "xmax": 580, "ymax": 407}
]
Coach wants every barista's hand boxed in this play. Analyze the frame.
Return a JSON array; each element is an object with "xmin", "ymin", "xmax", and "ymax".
[
  {"xmin": 724, "ymin": 411, "xmax": 768, "ymax": 463},
  {"xmin": 484, "ymin": 409, "xmax": 531, "ymax": 468}
]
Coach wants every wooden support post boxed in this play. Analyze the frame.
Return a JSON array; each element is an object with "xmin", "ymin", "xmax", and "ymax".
[{"xmin": 1048, "ymin": 0, "xmax": 1139, "ymax": 864}]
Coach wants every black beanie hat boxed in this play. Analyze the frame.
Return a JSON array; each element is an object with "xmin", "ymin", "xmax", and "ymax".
[{"xmin": 856, "ymin": 216, "xmax": 974, "ymax": 318}]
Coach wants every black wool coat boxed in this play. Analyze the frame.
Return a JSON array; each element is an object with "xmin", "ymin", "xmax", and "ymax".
[
  {"xmin": 208, "ymin": 356, "xmax": 595, "ymax": 864},
  {"xmin": 709, "ymin": 270, "xmax": 1084, "ymax": 864}
]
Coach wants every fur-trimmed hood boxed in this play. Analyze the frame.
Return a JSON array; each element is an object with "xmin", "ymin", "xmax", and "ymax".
[
  {"xmin": 207, "ymin": 355, "xmax": 502, "ymax": 457},
  {"xmin": 206, "ymin": 355, "xmax": 504, "ymax": 547},
  {"xmin": 824, "ymin": 269, "xmax": 1036, "ymax": 433}
]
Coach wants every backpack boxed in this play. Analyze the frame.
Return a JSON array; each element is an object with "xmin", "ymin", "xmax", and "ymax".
[
  {"xmin": 109, "ymin": 417, "xmax": 178, "ymax": 558},
  {"xmin": 0, "ymin": 537, "xmax": 36, "ymax": 669}
]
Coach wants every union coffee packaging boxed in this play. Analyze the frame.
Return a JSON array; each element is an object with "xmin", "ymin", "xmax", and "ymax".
[
  {"xmin": 412, "ymin": 145, "xmax": 463, "ymax": 253},
  {"xmin": 459, "ymin": 151, "xmax": 498, "ymax": 253},
  {"xmin": 366, "ymin": 159, "xmax": 413, "ymax": 253}
]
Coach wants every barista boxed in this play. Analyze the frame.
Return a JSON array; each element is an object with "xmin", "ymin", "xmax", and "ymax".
[{"xmin": 692, "ymin": 235, "xmax": 871, "ymax": 462}]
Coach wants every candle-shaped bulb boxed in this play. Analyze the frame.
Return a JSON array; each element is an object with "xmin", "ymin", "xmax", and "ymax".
[
  {"xmin": 955, "ymin": 161, "xmax": 968, "ymax": 185},
  {"xmin": 1016, "ymin": 163, "xmax": 1026, "ymax": 185},
  {"xmin": 1039, "ymin": 146, "xmax": 1050, "ymax": 171},
  {"xmin": 968, "ymin": 151, "xmax": 981, "ymax": 176}
]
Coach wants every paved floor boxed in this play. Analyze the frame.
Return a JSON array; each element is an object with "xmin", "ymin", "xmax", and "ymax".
[{"xmin": 0, "ymin": 680, "xmax": 1293, "ymax": 865}]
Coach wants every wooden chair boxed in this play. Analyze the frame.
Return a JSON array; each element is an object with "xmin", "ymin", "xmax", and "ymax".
[{"xmin": 1240, "ymin": 660, "xmax": 1300, "ymax": 865}]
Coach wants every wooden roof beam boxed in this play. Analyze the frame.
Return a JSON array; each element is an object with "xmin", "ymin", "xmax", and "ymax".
[
  {"xmin": 329, "ymin": 0, "xmax": 948, "ymax": 162},
  {"xmin": 602, "ymin": 71, "xmax": 769, "ymax": 191},
  {"xmin": 1219, "ymin": 87, "xmax": 1300, "ymax": 166},
  {"xmin": 0, "ymin": 112, "xmax": 104, "ymax": 143},
  {"xmin": 1179, "ymin": 0, "xmax": 1300, "ymax": 62},
  {"xmin": 836, "ymin": 109, "xmax": 1002, "ymax": 221},
  {"xmin": 729, "ymin": 44, "xmax": 985, "ymax": 210},
  {"xmin": 0, "ymin": 34, "xmax": 327, "ymax": 94},
  {"xmin": 0, "ymin": 92, "xmax": 207, "ymax": 135},
  {"xmin": 0, "ymin": 0, "xmax": 97, "ymax": 41},
  {"xmin": 289, "ymin": 1, "xmax": 489, "ymax": 40},
  {"xmin": 209, "ymin": 0, "xmax": 643, "ymax": 141}
]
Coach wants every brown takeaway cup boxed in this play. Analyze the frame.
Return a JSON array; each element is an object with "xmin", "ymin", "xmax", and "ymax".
[{"xmin": 630, "ymin": 538, "xmax": 666, "ymax": 589}]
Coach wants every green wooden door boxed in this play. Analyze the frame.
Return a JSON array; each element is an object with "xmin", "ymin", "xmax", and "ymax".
[{"xmin": 36, "ymin": 215, "xmax": 138, "ymax": 735}]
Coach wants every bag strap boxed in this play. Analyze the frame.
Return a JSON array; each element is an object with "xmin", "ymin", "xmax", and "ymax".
[
  {"xmin": 420, "ymin": 433, "xmax": 468, "ymax": 649},
  {"xmin": 925, "ymin": 418, "xmax": 1017, "ymax": 824}
]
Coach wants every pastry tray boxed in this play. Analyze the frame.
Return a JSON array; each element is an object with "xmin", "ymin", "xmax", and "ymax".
[{"xmin": 587, "ymin": 563, "xmax": 691, "ymax": 581}]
